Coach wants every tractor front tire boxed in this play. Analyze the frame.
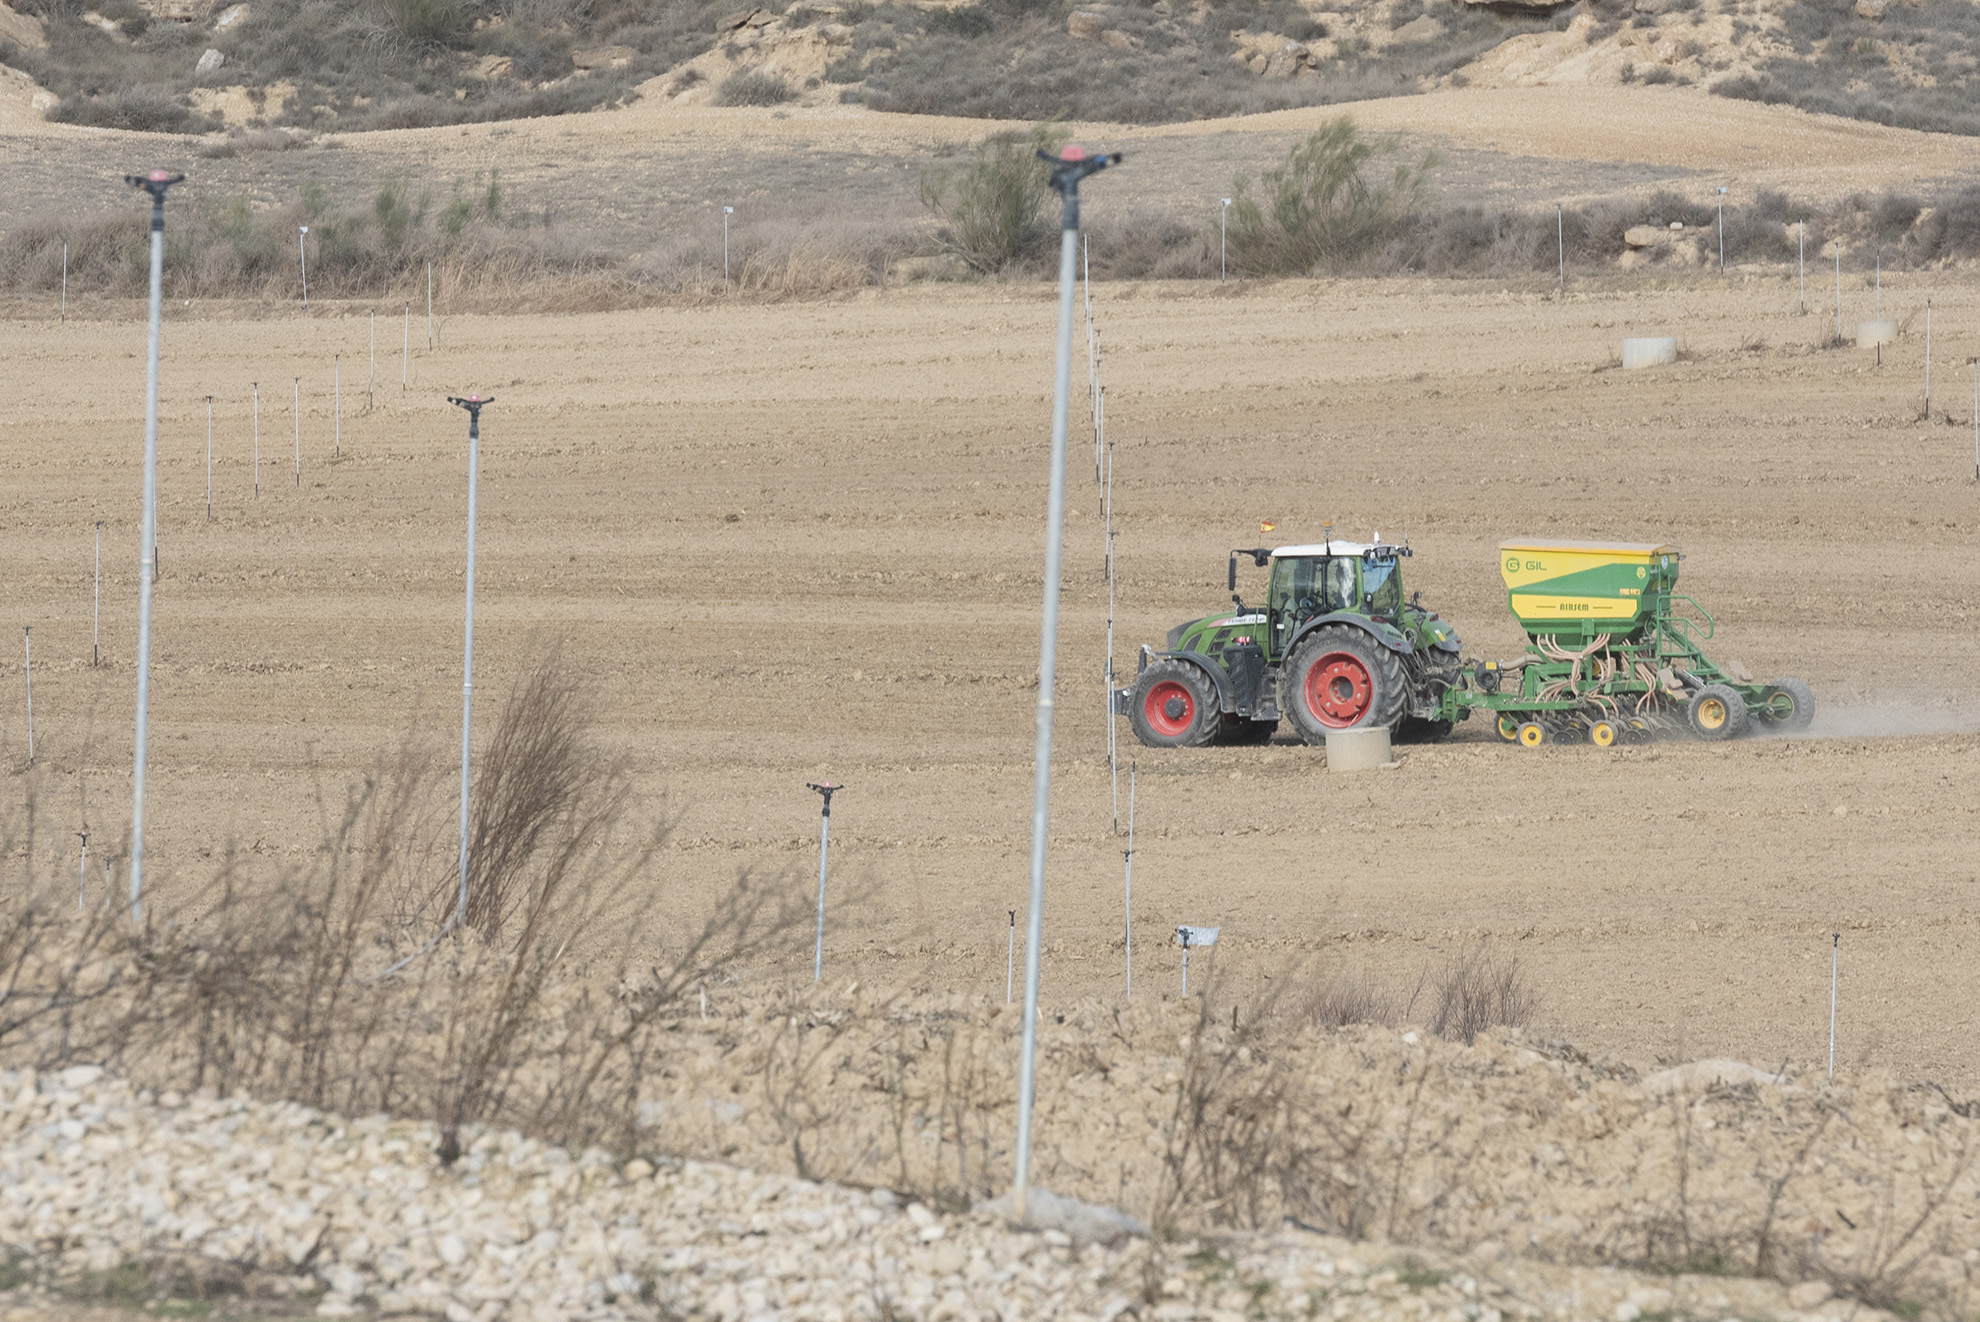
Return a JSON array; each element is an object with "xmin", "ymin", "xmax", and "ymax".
[
  {"xmin": 1760, "ymin": 678, "xmax": 1816, "ymax": 731},
  {"xmin": 1687, "ymin": 683, "xmax": 1750, "ymax": 741},
  {"xmin": 1130, "ymin": 660, "xmax": 1222, "ymax": 749},
  {"xmin": 1283, "ymin": 627, "xmax": 1406, "ymax": 747}
]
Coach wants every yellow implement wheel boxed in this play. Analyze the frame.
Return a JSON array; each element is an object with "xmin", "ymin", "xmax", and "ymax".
[
  {"xmin": 1517, "ymin": 721, "xmax": 1546, "ymax": 748},
  {"xmin": 1496, "ymin": 714, "xmax": 1521, "ymax": 742},
  {"xmin": 1590, "ymin": 719, "xmax": 1618, "ymax": 748}
]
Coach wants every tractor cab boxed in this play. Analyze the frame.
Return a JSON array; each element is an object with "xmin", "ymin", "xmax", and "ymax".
[{"xmin": 1220, "ymin": 540, "xmax": 1429, "ymax": 663}]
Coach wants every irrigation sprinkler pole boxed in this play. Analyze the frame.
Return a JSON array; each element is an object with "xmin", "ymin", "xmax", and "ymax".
[
  {"xmin": 1971, "ymin": 358, "xmax": 1977, "ymax": 481},
  {"xmin": 449, "ymin": 393, "xmax": 492, "ymax": 934},
  {"xmin": 1557, "ymin": 203, "xmax": 1564, "ymax": 289},
  {"xmin": 123, "ymin": 168, "xmax": 182, "ymax": 925},
  {"xmin": 369, "ymin": 312, "xmax": 376, "ymax": 410},
  {"xmin": 23, "ymin": 628, "xmax": 33, "ymax": 767},
  {"xmin": 1835, "ymin": 245, "xmax": 1842, "ymax": 340},
  {"xmin": 334, "ymin": 356, "xmax": 340, "ymax": 456},
  {"xmin": 1799, "ymin": 222, "xmax": 1805, "ymax": 314},
  {"xmin": 1875, "ymin": 250, "xmax": 1882, "ymax": 321},
  {"xmin": 1181, "ymin": 928, "xmax": 1190, "ymax": 995},
  {"xmin": 298, "ymin": 226, "xmax": 309, "ymax": 305},
  {"xmin": 61, "ymin": 240, "xmax": 67, "ymax": 321},
  {"xmin": 723, "ymin": 206, "xmax": 733, "ymax": 288},
  {"xmin": 292, "ymin": 377, "xmax": 301, "ymax": 487},
  {"xmin": 205, "ymin": 397, "xmax": 213, "ymax": 519},
  {"xmin": 92, "ymin": 522, "xmax": 100, "ymax": 667},
  {"xmin": 1006, "ymin": 909, "xmax": 1015, "ymax": 1004},
  {"xmin": 1828, "ymin": 932, "xmax": 1839, "ymax": 1080},
  {"xmin": 77, "ymin": 831, "xmax": 87, "ymax": 910},
  {"xmin": 1085, "ymin": 231, "xmax": 1097, "ymax": 484},
  {"xmin": 1925, "ymin": 300, "xmax": 1931, "ymax": 419},
  {"xmin": 1715, "ymin": 187, "xmax": 1726, "ymax": 272},
  {"xmin": 1123, "ymin": 762, "xmax": 1135, "ymax": 999},
  {"xmin": 252, "ymin": 382, "xmax": 260, "ymax": 499},
  {"xmin": 427, "ymin": 261, "xmax": 434, "ymax": 349},
  {"xmin": 1012, "ymin": 143, "xmax": 1118, "ymax": 1226},
  {"xmin": 1220, "ymin": 197, "xmax": 1230, "ymax": 282},
  {"xmin": 402, "ymin": 303, "xmax": 409, "ymax": 391},
  {"xmin": 1105, "ymin": 435, "xmax": 1117, "ymax": 832},
  {"xmin": 808, "ymin": 782, "xmax": 841, "ymax": 982}
]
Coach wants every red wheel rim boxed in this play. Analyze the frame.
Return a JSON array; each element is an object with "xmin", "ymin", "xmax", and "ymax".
[
  {"xmin": 1303, "ymin": 651, "xmax": 1372, "ymax": 728},
  {"xmin": 1143, "ymin": 680, "xmax": 1195, "ymax": 737}
]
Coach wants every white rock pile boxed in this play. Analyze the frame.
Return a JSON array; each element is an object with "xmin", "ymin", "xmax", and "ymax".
[{"xmin": 0, "ymin": 1066, "xmax": 1897, "ymax": 1321}]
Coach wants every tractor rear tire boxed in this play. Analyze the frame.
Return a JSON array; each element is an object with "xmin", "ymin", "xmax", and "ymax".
[
  {"xmin": 1129, "ymin": 660, "xmax": 1222, "ymax": 749},
  {"xmin": 1760, "ymin": 678, "xmax": 1816, "ymax": 731},
  {"xmin": 1687, "ymin": 683, "xmax": 1749, "ymax": 741},
  {"xmin": 1283, "ymin": 626, "xmax": 1406, "ymax": 747}
]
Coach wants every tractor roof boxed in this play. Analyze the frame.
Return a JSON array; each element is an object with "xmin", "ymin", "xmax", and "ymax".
[{"xmin": 1272, "ymin": 542, "xmax": 1382, "ymax": 559}]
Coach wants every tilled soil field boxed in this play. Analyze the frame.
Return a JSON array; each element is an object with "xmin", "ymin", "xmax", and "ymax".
[{"xmin": 3, "ymin": 270, "xmax": 1978, "ymax": 1086}]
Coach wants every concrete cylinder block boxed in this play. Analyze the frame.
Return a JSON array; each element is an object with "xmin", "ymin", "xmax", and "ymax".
[
  {"xmin": 1857, "ymin": 320, "xmax": 1898, "ymax": 347},
  {"xmin": 1620, "ymin": 337, "xmax": 1678, "ymax": 370},
  {"xmin": 1325, "ymin": 726, "xmax": 1392, "ymax": 773}
]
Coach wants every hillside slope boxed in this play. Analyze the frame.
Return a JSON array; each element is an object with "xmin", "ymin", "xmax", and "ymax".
[{"xmin": 3, "ymin": 0, "xmax": 1980, "ymax": 138}]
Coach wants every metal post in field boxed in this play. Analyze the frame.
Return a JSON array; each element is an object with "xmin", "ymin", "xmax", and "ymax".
[
  {"xmin": 1220, "ymin": 197, "xmax": 1230, "ymax": 282},
  {"xmin": 402, "ymin": 303, "xmax": 409, "ymax": 391},
  {"xmin": 808, "ymin": 782, "xmax": 841, "ymax": 981},
  {"xmin": 298, "ymin": 225, "xmax": 309, "ymax": 305},
  {"xmin": 723, "ymin": 206, "xmax": 733, "ymax": 288},
  {"xmin": 369, "ymin": 311, "xmax": 376, "ymax": 410},
  {"xmin": 371, "ymin": 393, "xmax": 494, "ymax": 982},
  {"xmin": 1123, "ymin": 763, "xmax": 1135, "ymax": 999},
  {"xmin": 93, "ymin": 522, "xmax": 101, "ymax": 667},
  {"xmin": 1875, "ymin": 250, "xmax": 1882, "ymax": 321},
  {"xmin": 334, "ymin": 356, "xmax": 340, "ymax": 456},
  {"xmin": 1835, "ymin": 245, "xmax": 1842, "ymax": 340},
  {"xmin": 205, "ymin": 396, "xmax": 213, "ymax": 520},
  {"xmin": 1012, "ymin": 142, "xmax": 1118, "ymax": 1226},
  {"xmin": 76, "ymin": 830, "xmax": 88, "ymax": 910},
  {"xmin": 61, "ymin": 239, "xmax": 67, "ymax": 321},
  {"xmin": 1715, "ymin": 186, "xmax": 1726, "ymax": 272},
  {"xmin": 23, "ymin": 628, "xmax": 33, "ymax": 766},
  {"xmin": 427, "ymin": 261, "xmax": 434, "ymax": 349},
  {"xmin": 252, "ymin": 382, "xmax": 260, "ymax": 499},
  {"xmin": 292, "ymin": 377, "xmax": 301, "ymax": 487},
  {"xmin": 122, "ymin": 167, "xmax": 183, "ymax": 924},
  {"xmin": 1798, "ymin": 222, "xmax": 1805, "ymax": 314},
  {"xmin": 1925, "ymin": 299, "xmax": 1931, "ymax": 419},
  {"xmin": 1006, "ymin": 909, "xmax": 1015, "ymax": 1004},
  {"xmin": 1972, "ymin": 358, "xmax": 1978, "ymax": 481},
  {"xmin": 1104, "ymin": 433, "xmax": 1117, "ymax": 831},
  {"xmin": 1557, "ymin": 203, "xmax": 1564, "ymax": 289},
  {"xmin": 1828, "ymin": 932, "xmax": 1839, "ymax": 1080}
]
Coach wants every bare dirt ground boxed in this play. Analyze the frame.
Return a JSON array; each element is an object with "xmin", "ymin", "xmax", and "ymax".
[{"xmin": 4, "ymin": 237, "xmax": 1979, "ymax": 1089}]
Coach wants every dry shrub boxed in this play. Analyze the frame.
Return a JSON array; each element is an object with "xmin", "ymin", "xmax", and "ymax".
[
  {"xmin": 919, "ymin": 123, "xmax": 1067, "ymax": 275},
  {"xmin": 1426, "ymin": 946, "xmax": 1535, "ymax": 1044},
  {"xmin": 1227, "ymin": 117, "xmax": 1436, "ymax": 277},
  {"xmin": 0, "ymin": 656, "xmax": 810, "ymax": 1160},
  {"xmin": 713, "ymin": 70, "xmax": 796, "ymax": 106}
]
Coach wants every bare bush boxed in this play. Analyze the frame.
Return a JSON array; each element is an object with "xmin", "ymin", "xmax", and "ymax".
[{"xmin": 1426, "ymin": 947, "xmax": 1536, "ymax": 1044}]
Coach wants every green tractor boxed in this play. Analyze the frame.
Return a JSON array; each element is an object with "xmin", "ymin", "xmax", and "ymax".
[
  {"xmin": 1436, "ymin": 539, "xmax": 1815, "ymax": 746},
  {"xmin": 1115, "ymin": 538, "xmax": 1464, "ymax": 747}
]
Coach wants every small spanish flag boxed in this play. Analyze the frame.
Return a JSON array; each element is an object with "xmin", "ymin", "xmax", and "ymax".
[{"xmin": 1260, "ymin": 520, "xmax": 1277, "ymax": 534}]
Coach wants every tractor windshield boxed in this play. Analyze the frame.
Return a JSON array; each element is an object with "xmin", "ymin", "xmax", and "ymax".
[
  {"xmin": 1362, "ymin": 558, "xmax": 1402, "ymax": 617},
  {"xmin": 1269, "ymin": 556, "xmax": 1356, "ymax": 619}
]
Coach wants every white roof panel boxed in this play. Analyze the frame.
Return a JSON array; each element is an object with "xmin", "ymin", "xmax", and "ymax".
[{"xmin": 1272, "ymin": 542, "xmax": 1376, "ymax": 558}]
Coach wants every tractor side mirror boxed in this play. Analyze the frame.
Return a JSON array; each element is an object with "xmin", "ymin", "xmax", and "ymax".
[{"xmin": 1228, "ymin": 555, "xmax": 1237, "ymax": 592}]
